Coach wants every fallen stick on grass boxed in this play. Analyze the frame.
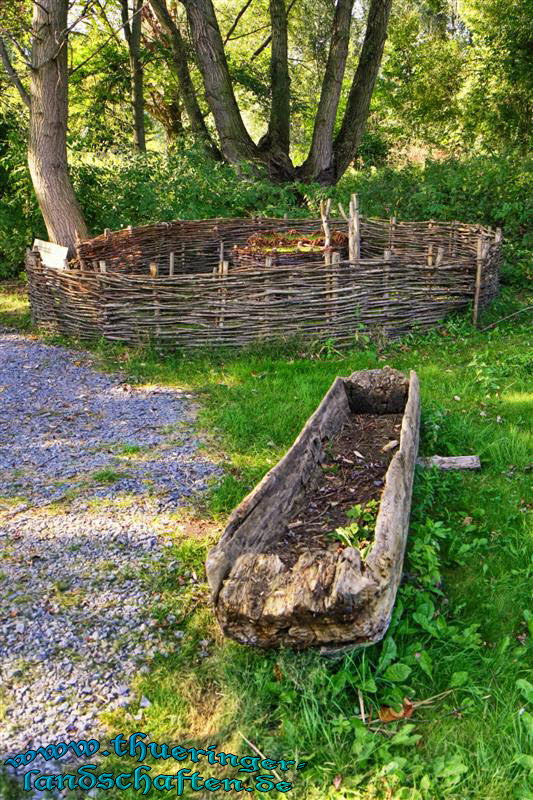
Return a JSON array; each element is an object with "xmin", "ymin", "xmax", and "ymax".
[{"xmin": 418, "ymin": 455, "xmax": 481, "ymax": 470}]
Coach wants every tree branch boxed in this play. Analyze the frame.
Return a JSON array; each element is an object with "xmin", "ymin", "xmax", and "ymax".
[
  {"xmin": 149, "ymin": 0, "xmax": 221, "ymax": 158},
  {"xmin": 0, "ymin": 35, "xmax": 31, "ymax": 107},
  {"xmin": 180, "ymin": 0, "xmax": 258, "ymax": 164},
  {"xmin": 223, "ymin": 0, "xmax": 254, "ymax": 45},
  {"xmin": 70, "ymin": 0, "xmax": 149, "ymax": 75}
]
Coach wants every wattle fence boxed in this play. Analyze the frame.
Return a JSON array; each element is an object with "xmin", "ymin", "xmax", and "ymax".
[{"xmin": 26, "ymin": 213, "xmax": 502, "ymax": 349}]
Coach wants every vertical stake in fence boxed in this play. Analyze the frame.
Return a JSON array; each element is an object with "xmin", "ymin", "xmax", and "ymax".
[
  {"xmin": 219, "ymin": 260, "xmax": 229, "ymax": 329},
  {"xmin": 339, "ymin": 195, "xmax": 360, "ymax": 264},
  {"xmin": 450, "ymin": 221, "xmax": 458, "ymax": 257},
  {"xmin": 169, "ymin": 251, "xmax": 175, "ymax": 276},
  {"xmin": 351, "ymin": 194, "xmax": 361, "ymax": 263},
  {"xmin": 384, "ymin": 249, "xmax": 392, "ymax": 303},
  {"xmin": 331, "ymin": 251, "xmax": 340, "ymax": 327},
  {"xmin": 321, "ymin": 200, "xmax": 332, "ymax": 329},
  {"xmin": 264, "ymin": 255, "xmax": 273, "ymax": 335},
  {"xmin": 98, "ymin": 260, "xmax": 107, "ymax": 273},
  {"xmin": 431, "ymin": 246, "xmax": 444, "ymax": 304},
  {"xmin": 320, "ymin": 199, "xmax": 332, "ymax": 255},
  {"xmin": 389, "ymin": 215, "xmax": 396, "ymax": 253},
  {"xmin": 150, "ymin": 262, "xmax": 161, "ymax": 339},
  {"xmin": 490, "ymin": 227, "xmax": 503, "ymax": 300},
  {"xmin": 214, "ymin": 245, "xmax": 222, "ymax": 326},
  {"xmin": 472, "ymin": 234, "xmax": 485, "ymax": 327}
]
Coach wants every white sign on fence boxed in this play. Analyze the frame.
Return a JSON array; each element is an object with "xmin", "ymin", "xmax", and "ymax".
[{"xmin": 32, "ymin": 239, "xmax": 69, "ymax": 269}]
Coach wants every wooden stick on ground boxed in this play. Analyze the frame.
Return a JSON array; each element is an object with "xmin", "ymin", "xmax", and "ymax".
[
  {"xmin": 418, "ymin": 455, "xmax": 481, "ymax": 470},
  {"xmin": 238, "ymin": 732, "xmax": 283, "ymax": 782}
]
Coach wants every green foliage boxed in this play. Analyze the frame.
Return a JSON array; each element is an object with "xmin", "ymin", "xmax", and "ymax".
[
  {"xmin": 1, "ymin": 131, "xmax": 530, "ymax": 281},
  {"xmin": 0, "ymin": 113, "xmax": 45, "ymax": 278},
  {"xmin": 71, "ymin": 147, "xmax": 307, "ymax": 232},
  {"xmin": 333, "ymin": 153, "xmax": 532, "ymax": 239},
  {"xmin": 328, "ymin": 499, "xmax": 379, "ymax": 556},
  {"xmin": 459, "ymin": 0, "xmax": 533, "ymax": 150},
  {"xmin": 377, "ymin": 5, "xmax": 466, "ymax": 149}
]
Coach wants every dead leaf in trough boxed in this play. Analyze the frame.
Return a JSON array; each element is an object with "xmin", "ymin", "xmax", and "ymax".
[
  {"xmin": 381, "ymin": 439, "xmax": 399, "ymax": 453},
  {"xmin": 378, "ymin": 697, "xmax": 414, "ymax": 723},
  {"xmin": 354, "ymin": 450, "xmax": 364, "ymax": 459}
]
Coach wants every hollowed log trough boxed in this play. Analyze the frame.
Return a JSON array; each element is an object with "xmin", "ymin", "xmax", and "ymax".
[{"xmin": 206, "ymin": 367, "xmax": 420, "ymax": 650}]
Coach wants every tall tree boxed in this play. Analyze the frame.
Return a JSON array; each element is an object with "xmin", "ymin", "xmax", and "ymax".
[
  {"xmin": 175, "ymin": 0, "xmax": 393, "ymax": 183},
  {"xmin": 259, "ymin": 0, "xmax": 291, "ymax": 175},
  {"xmin": 120, "ymin": 0, "xmax": 147, "ymax": 151},
  {"xmin": 147, "ymin": 0, "xmax": 221, "ymax": 157},
  {"xmin": 298, "ymin": 0, "xmax": 355, "ymax": 182},
  {"xmin": 333, "ymin": 0, "xmax": 393, "ymax": 179},
  {"xmin": 0, "ymin": 0, "xmax": 88, "ymax": 252}
]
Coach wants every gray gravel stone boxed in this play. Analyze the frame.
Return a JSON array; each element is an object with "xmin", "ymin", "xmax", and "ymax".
[{"xmin": 0, "ymin": 331, "xmax": 220, "ymax": 797}]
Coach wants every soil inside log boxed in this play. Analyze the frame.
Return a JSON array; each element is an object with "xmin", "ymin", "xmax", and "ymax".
[{"xmin": 273, "ymin": 413, "xmax": 403, "ymax": 569}]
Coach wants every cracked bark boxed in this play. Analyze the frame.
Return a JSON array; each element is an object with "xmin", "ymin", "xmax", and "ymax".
[{"xmin": 27, "ymin": 0, "xmax": 88, "ymax": 253}]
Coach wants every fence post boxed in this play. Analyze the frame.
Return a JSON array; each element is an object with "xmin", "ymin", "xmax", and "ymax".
[
  {"xmin": 331, "ymin": 251, "xmax": 340, "ymax": 327},
  {"xmin": 389, "ymin": 216, "xmax": 396, "ymax": 253},
  {"xmin": 320, "ymin": 199, "xmax": 332, "ymax": 253},
  {"xmin": 264, "ymin": 255, "xmax": 273, "ymax": 336},
  {"xmin": 472, "ymin": 234, "xmax": 485, "ymax": 326},
  {"xmin": 384, "ymin": 249, "xmax": 392, "ymax": 303},
  {"xmin": 219, "ymin": 261, "xmax": 229, "ymax": 329},
  {"xmin": 150, "ymin": 262, "xmax": 161, "ymax": 340}
]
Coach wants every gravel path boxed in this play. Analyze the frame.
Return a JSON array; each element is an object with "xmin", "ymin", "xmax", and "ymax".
[{"xmin": 0, "ymin": 331, "xmax": 219, "ymax": 792}]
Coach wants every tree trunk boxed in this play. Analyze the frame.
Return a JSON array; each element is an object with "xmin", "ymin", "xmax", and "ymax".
[
  {"xmin": 332, "ymin": 0, "xmax": 393, "ymax": 182},
  {"xmin": 121, "ymin": 0, "xmax": 147, "ymax": 152},
  {"xmin": 149, "ymin": 0, "xmax": 221, "ymax": 158},
  {"xmin": 28, "ymin": 0, "xmax": 88, "ymax": 254},
  {"xmin": 298, "ymin": 0, "xmax": 355, "ymax": 183},
  {"xmin": 146, "ymin": 91, "xmax": 185, "ymax": 147},
  {"xmin": 261, "ymin": 0, "xmax": 291, "ymax": 167},
  {"xmin": 180, "ymin": 0, "xmax": 259, "ymax": 164}
]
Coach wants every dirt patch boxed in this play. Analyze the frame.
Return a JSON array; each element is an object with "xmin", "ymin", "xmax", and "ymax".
[{"xmin": 275, "ymin": 413, "xmax": 403, "ymax": 568}]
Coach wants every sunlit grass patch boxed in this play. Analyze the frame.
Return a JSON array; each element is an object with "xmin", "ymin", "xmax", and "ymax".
[
  {"xmin": 0, "ymin": 281, "xmax": 31, "ymax": 329},
  {"xmin": 91, "ymin": 468, "xmax": 130, "ymax": 484}
]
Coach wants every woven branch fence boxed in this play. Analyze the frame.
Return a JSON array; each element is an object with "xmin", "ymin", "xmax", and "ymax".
[{"xmin": 26, "ymin": 208, "xmax": 502, "ymax": 349}]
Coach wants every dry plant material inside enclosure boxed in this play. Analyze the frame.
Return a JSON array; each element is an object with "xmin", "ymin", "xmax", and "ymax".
[
  {"xmin": 278, "ymin": 413, "xmax": 403, "ymax": 568},
  {"xmin": 237, "ymin": 228, "xmax": 349, "ymax": 255}
]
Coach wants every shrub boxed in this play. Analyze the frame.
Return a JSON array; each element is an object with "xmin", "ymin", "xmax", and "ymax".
[{"xmin": 1, "ymin": 124, "xmax": 530, "ymax": 282}]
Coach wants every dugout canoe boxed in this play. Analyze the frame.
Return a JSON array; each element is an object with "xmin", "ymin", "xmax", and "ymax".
[{"xmin": 206, "ymin": 367, "xmax": 420, "ymax": 650}]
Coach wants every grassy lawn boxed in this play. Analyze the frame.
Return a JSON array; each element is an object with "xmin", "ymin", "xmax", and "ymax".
[{"xmin": 0, "ymin": 278, "xmax": 531, "ymax": 799}]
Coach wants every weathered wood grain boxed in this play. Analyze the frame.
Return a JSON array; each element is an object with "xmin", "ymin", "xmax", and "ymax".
[
  {"xmin": 207, "ymin": 367, "xmax": 420, "ymax": 650},
  {"xmin": 25, "ymin": 216, "xmax": 502, "ymax": 349},
  {"xmin": 418, "ymin": 455, "xmax": 481, "ymax": 470}
]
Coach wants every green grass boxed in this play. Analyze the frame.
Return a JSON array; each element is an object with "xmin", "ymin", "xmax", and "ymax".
[
  {"xmin": 91, "ymin": 468, "xmax": 129, "ymax": 485},
  {"xmin": 0, "ymin": 271, "xmax": 531, "ymax": 799}
]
